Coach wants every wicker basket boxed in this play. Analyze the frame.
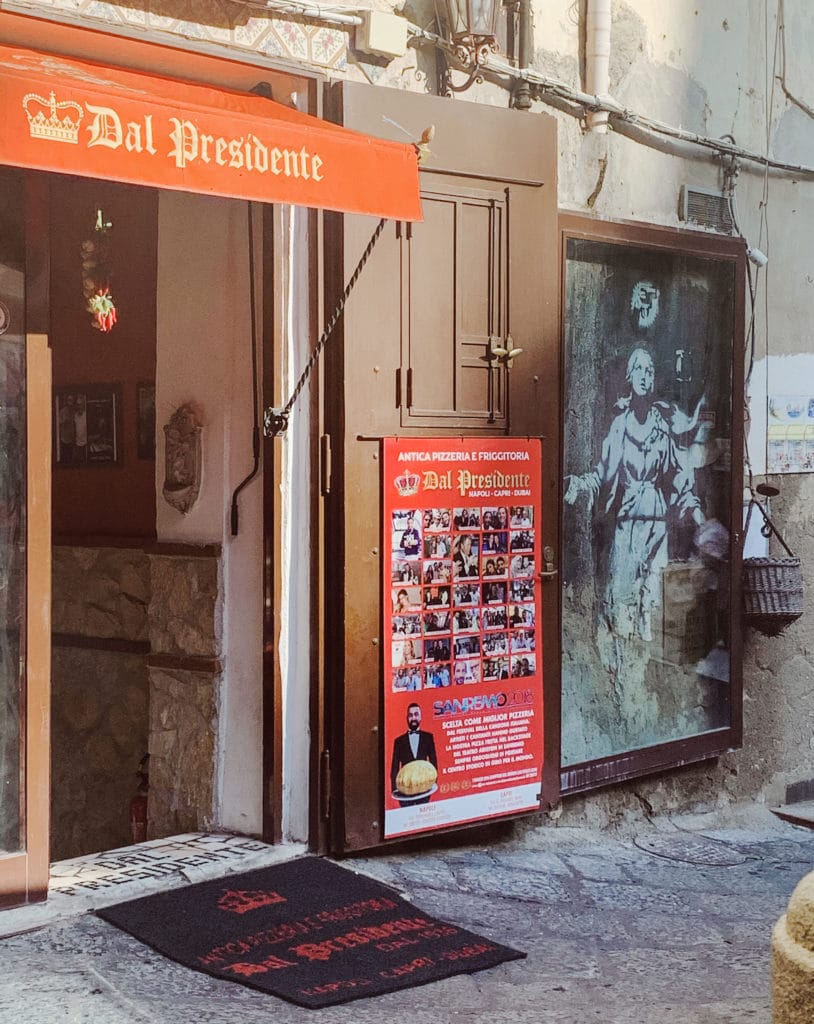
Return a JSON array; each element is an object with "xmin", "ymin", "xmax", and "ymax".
[{"xmin": 743, "ymin": 501, "xmax": 804, "ymax": 635}]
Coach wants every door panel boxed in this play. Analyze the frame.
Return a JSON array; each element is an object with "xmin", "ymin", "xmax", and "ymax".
[
  {"xmin": 0, "ymin": 169, "xmax": 50, "ymax": 908},
  {"xmin": 326, "ymin": 84, "xmax": 560, "ymax": 854}
]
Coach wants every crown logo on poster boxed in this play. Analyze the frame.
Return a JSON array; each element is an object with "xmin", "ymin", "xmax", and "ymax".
[
  {"xmin": 394, "ymin": 469, "xmax": 420, "ymax": 497},
  {"xmin": 23, "ymin": 92, "xmax": 83, "ymax": 144}
]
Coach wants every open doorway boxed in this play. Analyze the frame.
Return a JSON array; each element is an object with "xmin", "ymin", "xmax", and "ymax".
[{"xmin": 48, "ymin": 175, "xmax": 269, "ymax": 861}]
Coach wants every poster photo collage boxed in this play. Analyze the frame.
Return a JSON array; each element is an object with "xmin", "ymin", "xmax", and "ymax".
[{"xmin": 390, "ymin": 504, "xmax": 537, "ymax": 692}]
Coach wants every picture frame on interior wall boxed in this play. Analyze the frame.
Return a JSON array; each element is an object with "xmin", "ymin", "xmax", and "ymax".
[
  {"xmin": 54, "ymin": 384, "xmax": 122, "ymax": 467},
  {"xmin": 136, "ymin": 382, "xmax": 156, "ymax": 460}
]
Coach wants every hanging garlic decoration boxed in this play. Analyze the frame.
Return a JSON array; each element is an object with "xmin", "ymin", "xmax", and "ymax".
[{"xmin": 81, "ymin": 209, "xmax": 118, "ymax": 333}]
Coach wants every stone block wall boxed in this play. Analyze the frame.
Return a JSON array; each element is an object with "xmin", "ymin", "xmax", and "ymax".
[
  {"xmin": 50, "ymin": 647, "xmax": 148, "ymax": 861},
  {"xmin": 146, "ymin": 549, "xmax": 223, "ymax": 837},
  {"xmin": 51, "ymin": 546, "xmax": 150, "ymax": 862}
]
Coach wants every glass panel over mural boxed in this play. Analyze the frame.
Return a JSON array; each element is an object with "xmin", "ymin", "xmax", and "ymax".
[
  {"xmin": 0, "ymin": 168, "xmax": 26, "ymax": 854},
  {"xmin": 562, "ymin": 237, "xmax": 735, "ymax": 766}
]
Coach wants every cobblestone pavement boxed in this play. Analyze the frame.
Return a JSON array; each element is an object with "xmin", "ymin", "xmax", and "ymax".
[{"xmin": 2, "ymin": 814, "xmax": 813, "ymax": 1024}]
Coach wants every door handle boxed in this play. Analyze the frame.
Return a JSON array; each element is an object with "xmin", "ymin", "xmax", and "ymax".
[{"xmin": 539, "ymin": 545, "xmax": 557, "ymax": 580}]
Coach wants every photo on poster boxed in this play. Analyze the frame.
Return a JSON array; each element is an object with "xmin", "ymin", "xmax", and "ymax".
[
  {"xmin": 452, "ymin": 534, "xmax": 480, "ymax": 578},
  {"xmin": 483, "ymin": 656, "xmax": 509, "ymax": 681},
  {"xmin": 391, "ymin": 559, "xmax": 420, "ymax": 584},
  {"xmin": 454, "ymin": 507, "xmax": 481, "ymax": 529},
  {"xmin": 482, "ymin": 581, "xmax": 507, "ymax": 604},
  {"xmin": 482, "ymin": 632, "xmax": 508, "ymax": 656},
  {"xmin": 453, "ymin": 608, "xmax": 480, "ymax": 634},
  {"xmin": 392, "ymin": 614, "xmax": 421, "ymax": 637},
  {"xmin": 389, "ymin": 701, "xmax": 439, "ymax": 801},
  {"xmin": 510, "ymin": 554, "xmax": 535, "ymax": 578},
  {"xmin": 511, "ymin": 654, "xmax": 536, "ymax": 678},
  {"xmin": 453, "ymin": 583, "xmax": 480, "ymax": 606},
  {"xmin": 454, "ymin": 635, "xmax": 480, "ymax": 659},
  {"xmin": 510, "ymin": 505, "xmax": 534, "ymax": 527},
  {"xmin": 392, "ymin": 638, "xmax": 422, "ymax": 666},
  {"xmin": 424, "ymin": 664, "xmax": 451, "ymax": 689},
  {"xmin": 481, "ymin": 606, "xmax": 508, "ymax": 630},
  {"xmin": 423, "ymin": 610, "xmax": 450, "ymax": 634},
  {"xmin": 425, "ymin": 637, "xmax": 451, "ymax": 662},
  {"xmin": 482, "ymin": 555, "xmax": 508, "ymax": 578},
  {"xmin": 481, "ymin": 507, "xmax": 509, "ymax": 531},
  {"xmin": 392, "ymin": 510, "xmax": 422, "ymax": 559},
  {"xmin": 423, "ymin": 508, "xmax": 452, "ymax": 532},
  {"xmin": 392, "ymin": 587, "xmax": 421, "ymax": 613},
  {"xmin": 422, "ymin": 560, "xmax": 451, "ymax": 584},
  {"xmin": 510, "ymin": 579, "xmax": 535, "ymax": 603},
  {"xmin": 510, "ymin": 629, "xmax": 536, "ymax": 653},
  {"xmin": 424, "ymin": 585, "xmax": 451, "ymax": 608},
  {"xmin": 482, "ymin": 531, "xmax": 508, "ymax": 554},
  {"xmin": 510, "ymin": 603, "xmax": 535, "ymax": 628},
  {"xmin": 510, "ymin": 530, "xmax": 534, "ymax": 552},
  {"xmin": 392, "ymin": 667, "xmax": 421, "ymax": 692},
  {"xmin": 423, "ymin": 533, "xmax": 452, "ymax": 558},
  {"xmin": 453, "ymin": 659, "xmax": 481, "ymax": 685}
]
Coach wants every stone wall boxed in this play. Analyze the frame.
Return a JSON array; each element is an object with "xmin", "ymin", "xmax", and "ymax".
[
  {"xmin": 50, "ymin": 647, "xmax": 148, "ymax": 861},
  {"xmin": 51, "ymin": 546, "xmax": 150, "ymax": 861},
  {"xmin": 146, "ymin": 550, "xmax": 223, "ymax": 837}
]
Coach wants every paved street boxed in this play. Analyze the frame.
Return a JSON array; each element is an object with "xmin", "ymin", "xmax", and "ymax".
[{"xmin": 1, "ymin": 812, "xmax": 812, "ymax": 1023}]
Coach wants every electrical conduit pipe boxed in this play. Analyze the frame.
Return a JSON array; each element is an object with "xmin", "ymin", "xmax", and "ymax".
[{"xmin": 585, "ymin": 0, "xmax": 611, "ymax": 133}]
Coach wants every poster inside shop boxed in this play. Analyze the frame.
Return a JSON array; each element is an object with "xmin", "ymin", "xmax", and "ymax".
[{"xmin": 382, "ymin": 437, "xmax": 544, "ymax": 840}]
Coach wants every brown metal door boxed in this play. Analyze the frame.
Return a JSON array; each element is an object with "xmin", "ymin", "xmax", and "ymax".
[
  {"xmin": 324, "ymin": 85, "xmax": 560, "ymax": 854},
  {"xmin": 0, "ymin": 170, "xmax": 51, "ymax": 907}
]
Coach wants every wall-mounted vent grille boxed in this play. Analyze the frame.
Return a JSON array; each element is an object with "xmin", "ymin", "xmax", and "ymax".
[{"xmin": 679, "ymin": 185, "xmax": 734, "ymax": 233}]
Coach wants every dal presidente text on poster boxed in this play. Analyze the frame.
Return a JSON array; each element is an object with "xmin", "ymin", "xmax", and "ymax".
[{"xmin": 383, "ymin": 437, "xmax": 544, "ymax": 839}]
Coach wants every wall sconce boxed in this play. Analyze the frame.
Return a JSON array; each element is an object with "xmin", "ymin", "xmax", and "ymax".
[{"xmin": 435, "ymin": 0, "xmax": 502, "ymax": 92}]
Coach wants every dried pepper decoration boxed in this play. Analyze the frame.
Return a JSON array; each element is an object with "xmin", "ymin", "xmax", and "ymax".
[{"xmin": 81, "ymin": 209, "xmax": 118, "ymax": 333}]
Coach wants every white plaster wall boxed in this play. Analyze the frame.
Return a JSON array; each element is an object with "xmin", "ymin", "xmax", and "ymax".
[
  {"xmin": 279, "ymin": 204, "xmax": 312, "ymax": 844},
  {"xmin": 156, "ymin": 191, "xmax": 264, "ymax": 835}
]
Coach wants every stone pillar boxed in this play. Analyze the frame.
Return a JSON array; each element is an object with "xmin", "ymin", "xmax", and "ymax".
[
  {"xmin": 772, "ymin": 871, "xmax": 814, "ymax": 1023},
  {"xmin": 146, "ymin": 546, "xmax": 223, "ymax": 836}
]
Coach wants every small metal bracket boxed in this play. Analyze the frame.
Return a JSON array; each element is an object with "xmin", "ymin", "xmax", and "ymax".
[{"xmin": 263, "ymin": 406, "xmax": 289, "ymax": 437}]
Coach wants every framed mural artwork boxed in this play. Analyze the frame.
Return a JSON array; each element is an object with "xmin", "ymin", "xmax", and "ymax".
[
  {"xmin": 54, "ymin": 384, "xmax": 122, "ymax": 467},
  {"xmin": 559, "ymin": 217, "xmax": 745, "ymax": 792}
]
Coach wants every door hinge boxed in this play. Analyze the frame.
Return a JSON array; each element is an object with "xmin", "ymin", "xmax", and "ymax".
[
  {"xmin": 320, "ymin": 433, "xmax": 332, "ymax": 496},
  {"xmin": 320, "ymin": 749, "xmax": 331, "ymax": 821}
]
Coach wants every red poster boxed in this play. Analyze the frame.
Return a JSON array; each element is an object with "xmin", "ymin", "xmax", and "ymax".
[{"xmin": 382, "ymin": 437, "xmax": 544, "ymax": 839}]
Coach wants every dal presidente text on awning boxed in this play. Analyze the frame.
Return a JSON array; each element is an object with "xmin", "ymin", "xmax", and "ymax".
[{"xmin": 0, "ymin": 42, "xmax": 422, "ymax": 221}]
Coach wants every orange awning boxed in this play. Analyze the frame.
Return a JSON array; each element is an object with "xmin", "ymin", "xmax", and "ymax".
[{"xmin": 0, "ymin": 43, "xmax": 422, "ymax": 221}]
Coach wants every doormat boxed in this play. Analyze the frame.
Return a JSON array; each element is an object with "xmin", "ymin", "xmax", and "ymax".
[{"xmin": 97, "ymin": 856, "xmax": 525, "ymax": 1008}]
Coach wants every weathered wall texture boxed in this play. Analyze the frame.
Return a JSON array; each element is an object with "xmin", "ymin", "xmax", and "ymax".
[
  {"xmin": 51, "ymin": 546, "xmax": 150, "ymax": 861},
  {"xmin": 147, "ymin": 552, "xmax": 222, "ymax": 836}
]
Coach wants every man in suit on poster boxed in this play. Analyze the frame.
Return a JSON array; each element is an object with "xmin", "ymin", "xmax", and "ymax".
[{"xmin": 390, "ymin": 703, "xmax": 438, "ymax": 802}]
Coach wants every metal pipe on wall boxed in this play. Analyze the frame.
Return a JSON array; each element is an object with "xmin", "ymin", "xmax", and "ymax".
[
  {"xmin": 585, "ymin": 0, "xmax": 611, "ymax": 132},
  {"xmin": 513, "ymin": 0, "xmax": 532, "ymax": 110}
]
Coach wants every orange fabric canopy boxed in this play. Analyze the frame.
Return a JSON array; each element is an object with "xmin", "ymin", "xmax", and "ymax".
[{"xmin": 0, "ymin": 43, "xmax": 422, "ymax": 220}]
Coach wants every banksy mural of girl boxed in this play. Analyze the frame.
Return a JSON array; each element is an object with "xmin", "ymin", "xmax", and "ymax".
[{"xmin": 564, "ymin": 347, "xmax": 707, "ymax": 676}]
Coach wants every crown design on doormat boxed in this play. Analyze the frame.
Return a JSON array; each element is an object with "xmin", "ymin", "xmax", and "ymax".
[
  {"xmin": 23, "ymin": 91, "xmax": 83, "ymax": 143},
  {"xmin": 394, "ymin": 469, "xmax": 420, "ymax": 498},
  {"xmin": 217, "ymin": 889, "xmax": 287, "ymax": 914}
]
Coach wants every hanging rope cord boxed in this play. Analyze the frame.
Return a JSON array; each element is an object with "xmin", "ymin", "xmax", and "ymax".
[{"xmin": 265, "ymin": 217, "xmax": 387, "ymax": 437}]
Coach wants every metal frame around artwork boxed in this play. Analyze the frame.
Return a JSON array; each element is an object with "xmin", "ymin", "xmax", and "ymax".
[{"xmin": 556, "ymin": 213, "xmax": 746, "ymax": 797}]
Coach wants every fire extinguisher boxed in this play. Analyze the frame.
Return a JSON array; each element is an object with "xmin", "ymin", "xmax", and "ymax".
[{"xmin": 129, "ymin": 753, "xmax": 149, "ymax": 844}]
